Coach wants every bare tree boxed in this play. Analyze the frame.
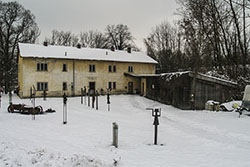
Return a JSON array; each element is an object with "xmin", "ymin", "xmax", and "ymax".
[
  {"xmin": 0, "ymin": 1, "xmax": 40, "ymax": 92},
  {"xmin": 46, "ymin": 30, "xmax": 79, "ymax": 47},
  {"xmin": 105, "ymin": 24, "xmax": 137, "ymax": 50},
  {"xmin": 79, "ymin": 30, "xmax": 108, "ymax": 48},
  {"xmin": 144, "ymin": 21, "xmax": 186, "ymax": 72}
]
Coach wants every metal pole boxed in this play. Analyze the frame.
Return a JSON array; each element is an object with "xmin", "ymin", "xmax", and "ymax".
[
  {"xmin": 81, "ymin": 88, "xmax": 83, "ymax": 104},
  {"xmin": 84, "ymin": 87, "xmax": 86, "ymax": 105},
  {"xmin": 92, "ymin": 92, "xmax": 95, "ymax": 108},
  {"xmin": 43, "ymin": 90, "xmax": 46, "ymax": 101},
  {"xmin": 96, "ymin": 91, "xmax": 98, "ymax": 110},
  {"xmin": 154, "ymin": 124, "xmax": 158, "ymax": 145},
  {"xmin": 88, "ymin": 89, "xmax": 90, "ymax": 107}
]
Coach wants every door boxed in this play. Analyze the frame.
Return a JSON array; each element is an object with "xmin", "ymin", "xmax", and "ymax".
[
  {"xmin": 128, "ymin": 82, "xmax": 133, "ymax": 94},
  {"xmin": 89, "ymin": 82, "xmax": 95, "ymax": 95}
]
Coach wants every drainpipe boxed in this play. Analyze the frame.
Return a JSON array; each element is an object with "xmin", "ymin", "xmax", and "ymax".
[{"xmin": 72, "ymin": 60, "xmax": 75, "ymax": 96}]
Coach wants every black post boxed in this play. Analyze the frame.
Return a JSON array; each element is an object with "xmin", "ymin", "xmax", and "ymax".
[
  {"xmin": 81, "ymin": 88, "xmax": 83, "ymax": 104},
  {"xmin": 88, "ymin": 89, "xmax": 90, "ymax": 107},
  {"xmin": 107, "ymin": 89, "xmax": 110, "ymax": 111},
  {"xmin": 92, "ymin": 91, "xmax": 95, "ymax": 108},
  {"xmin": 152, "ymin": 108, "xmax": 161, "ymax": 145},
  {"xmin": 84, "ymin": 87, "xmax": 86, "ymax": 105},
  {"xmin": 63, "ymin": 93, "xmax": 67, "ymax": 124},
  {"xmin": 43, "ymin": 90, "xmax": 46, "ymax": 101},
  {"xmin": 96, "ymin": 90, "xmax": 98, "ymax": 110}
]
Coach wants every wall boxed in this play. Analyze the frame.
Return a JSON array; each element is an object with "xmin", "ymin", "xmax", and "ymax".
[
  {"xmin": 145, "ymin": 74, "xmax": 237, "ymax": 110},
  {"xmin": 19, "ymin": 57, "xmax": 155, "ymax": 98}
]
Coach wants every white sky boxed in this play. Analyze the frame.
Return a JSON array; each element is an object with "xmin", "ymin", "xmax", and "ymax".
[{"xmin": 2, "ymin": 0, "xmax": 179, "ymax": 51}]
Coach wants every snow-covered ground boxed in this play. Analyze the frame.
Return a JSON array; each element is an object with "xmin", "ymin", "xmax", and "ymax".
[{"xmin": 1, "ymin": 94, "xmax": 250, "ymax": 167}]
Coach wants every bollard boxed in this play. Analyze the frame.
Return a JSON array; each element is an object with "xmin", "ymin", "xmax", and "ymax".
[
  {"xmin": 81, "ymin": 88, "xmax": 83, "ymax": 104},
  {"xmin": 92, "ymin": 91, "xmax": 95, "ymax": 108},
  {"xmin": 112, "ymin": 122, "xmax": 118, "ymax": 148},
  {"xmin": 96, "ymin": 90, "xmax": 98, "ymax": 110},
  {"xmin": 43, "ymin": 90, "xmax": 47, "ymax": 101},
  {"xmin": 84, "ymin": 87, "xmax": 86, "ymax": 105},
  {"xmin": 9, "ymin": 91, "xmax": 12, "ymax": 105},
  {"xmin": 88, "ymin": 89, "xmax": 90, "ymax": 107},
  {"xmin": 63, "ymin": 93, "xmax": 67, "ymax": 124},
  {"xmin": 107, "ymin": 89, "xmax": 111, "ymax": 111}
]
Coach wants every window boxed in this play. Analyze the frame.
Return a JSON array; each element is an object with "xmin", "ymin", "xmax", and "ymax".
[
  {"xmin": 37, "ymin": 63, "xmax": 48, "ymax": 71},
  {"xmin": 62, "ymin": 82, "xmax": 67, "ymax": 91},
  {"xmin": 113, "ymin": 82, "xmax": 116, "ymax": 89},
  {"xmin": 108, "ymin": 82, "xmax": 116, "ymax": 89},
  {"xmin": 108, "ymin": 65, "xmax": 116, "ymax": 72},
  {"xmin": 89, "ymin": 64, "xmax": 95, "ymax": 72},
  {"xmin": 128, "ymin": 66, "xmax": 133, "ymax": 72},
  {"xmin": 108, "ymin": 82, "xmax": 112, "ymax": 89},
  {"xmin": 109, "ymin": 65, "xmax": 112, "ymax": 72},
  {"xmin": 62, "ymin": 64, "xmax": 67, "ymax": 72},
  {"xmin": 37, "ymin": 82, "xmax": 48, "ymax": 91}
]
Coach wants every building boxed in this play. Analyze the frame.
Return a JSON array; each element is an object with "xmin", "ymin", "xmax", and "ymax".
[
  {"xmin": 144, "ymin": 71, "xmax": 238, "ymax": 110},
  {"xmin": 18, "ymin": 43, "xmax": 157, "ymax": 98}
]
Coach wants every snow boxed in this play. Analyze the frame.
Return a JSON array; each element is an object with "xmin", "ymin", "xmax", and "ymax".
[
  {"xmin": 220, "ymin": 101, "xmax": 242, "ymax": 111},
  {"xmin": 18, "ymin": 43, "xmax": 158, "ymax": 64},
  {"xmin": 1, "ymin": 94, "xmax": 250, "ymax": 167}
]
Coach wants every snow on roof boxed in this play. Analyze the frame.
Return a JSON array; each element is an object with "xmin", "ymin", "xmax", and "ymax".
[
  {"xmin": 18, "ymin": 43, "xmax": 158, "ymax": 64},
  {"xmin": 160, "ymin": 71, "xmax": 238, "ymax": 87}
]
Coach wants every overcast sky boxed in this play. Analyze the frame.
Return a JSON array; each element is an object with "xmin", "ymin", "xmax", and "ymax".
[{"xmin": 2, "ymin": 0, "xmax": 179, "ymax": 51}]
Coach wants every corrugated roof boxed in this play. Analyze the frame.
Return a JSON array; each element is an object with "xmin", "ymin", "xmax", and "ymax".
[{"xmin": 18, "ymin": 43, "xmax": 158, "ymax": 64}]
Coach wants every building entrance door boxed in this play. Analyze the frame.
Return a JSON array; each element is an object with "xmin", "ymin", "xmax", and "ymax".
[
  {"xmin": 128, "ymin": 82, "xmax": 133, "ymax": 94},
  {"xmin": 89, "ymin": 82, "xmax": 95, "ymax": 95}
]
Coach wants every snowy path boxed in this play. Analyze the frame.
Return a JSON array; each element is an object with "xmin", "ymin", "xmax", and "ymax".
[{"xmin": 0, "ymin": 94, "xmax": 250, "ymax": 167}]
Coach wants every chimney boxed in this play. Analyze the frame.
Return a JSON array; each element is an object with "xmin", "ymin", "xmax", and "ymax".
[
  {"xmin": 127, "ymin": 47, "xmax": 131, "ymax": 53},
  {"xmin": 111, "ymin": 46, "xmax": 115, "ymax": 52},
  {"xmin": 76, "ymin": 43, "xmax": 81, "ymax": 49},
  {"xmin": 43, "ymin": 41, "xmax": 48, "ymax": 46}
]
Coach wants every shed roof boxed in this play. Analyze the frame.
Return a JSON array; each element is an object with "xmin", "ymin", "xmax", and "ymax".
[
  {"xmin": 18, "ymin": 43, "xmax": 158, "ymax": 64},
  {"xmin": 160, "ymin": 71, "xmax": 238, "ymax": 88}
]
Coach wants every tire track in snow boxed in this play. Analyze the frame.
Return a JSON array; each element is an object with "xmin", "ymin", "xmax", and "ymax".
[{"xmin": 160, "ymin": 114, "xmax": 250, "ymax": 150}]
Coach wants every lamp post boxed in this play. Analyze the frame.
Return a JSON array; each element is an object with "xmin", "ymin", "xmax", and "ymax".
[{"xmin": 147, "ymin": 108, "xmax": 161, "ymax": 145}]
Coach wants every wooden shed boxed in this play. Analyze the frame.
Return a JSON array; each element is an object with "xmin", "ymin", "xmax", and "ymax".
[{"xmin": 145, "ymin": 71, "xmax": 238, "ymax": 110}]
